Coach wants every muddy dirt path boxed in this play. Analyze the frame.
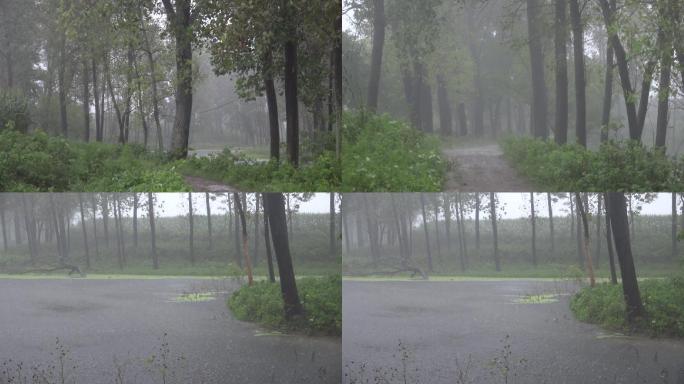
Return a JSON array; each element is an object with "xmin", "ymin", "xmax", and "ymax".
[
  {"xmin": 184, "ymin": 175, "xmax": 238, "ymax": 192},
  {"xmin": 443, "ymin": 143, "xmax": 534, "ymax": 191}
]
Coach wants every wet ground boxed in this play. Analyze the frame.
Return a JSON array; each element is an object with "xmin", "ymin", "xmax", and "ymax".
[
  {"xmin": 0, "ymin": 278, "xmax": 340, "ymax": 384},
  {"xmin": 343, "ymin": 279, "xmax": 684, "ymax": 384},
  {"xmin": 443, "ymin": 144, "xmax": 534, "ymax": 192}
]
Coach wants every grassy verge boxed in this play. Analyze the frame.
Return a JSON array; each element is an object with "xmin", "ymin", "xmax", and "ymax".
[
  {"xmin": 228, "ymin": 275, "xmax": 341, "ymax": 336},
  {"xmin": 501, "ymin": 136, "xmax": 683, "ymax": 191},
  {"xmin": 570, "ymin": 277, "xmax": 684, "ymax": 337},
  {"xmin": 341, "ymin": 111, "xmax": 446, "ymax": 191}
]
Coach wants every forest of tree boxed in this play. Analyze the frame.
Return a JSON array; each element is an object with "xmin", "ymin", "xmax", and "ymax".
[
  {"xmin": 0, "ymin": 0, "xmax": 341, "ymax": 164},
  {"xmin": 0, "ymin": 193, "xmax": 341, "ymax": 277},
  {"xmin": 344, "ymin": 0, "xmax": 684, "ymax": 154},
  {"xmin": 343, "ymin": 193, "xmax": 683, "ymax": 279}
]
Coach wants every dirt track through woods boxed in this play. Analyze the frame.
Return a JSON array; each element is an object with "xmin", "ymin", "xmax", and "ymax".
[
  {"xmin": 184, "ymin": 175, "xmax": 238, "ymax": 192},
  {"xmin": 443, "ymin": 144, "xmax": 534, "ymax": 191}
]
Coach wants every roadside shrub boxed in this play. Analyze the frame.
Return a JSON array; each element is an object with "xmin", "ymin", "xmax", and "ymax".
[
  {"xmin": 0, "ymin": 130, "xmax": 189, "ymax": 191},
  {"xmin": 570, "ymin": 277, "xmax": 684, "ymax": 337},
  {"xmin": 0, "ymin": 91, "xmax": 30, "ymax": 133},
  {"xmin": 501, "ymin": 136, "xmax": 683, "ymax": 191},
  {"xmin": 342, "ymin": 111, "xmax": 446, "ymax": 191},
  {"xmin": 228, "ymin": 275, "xmax": 341, "ymax": 335}
]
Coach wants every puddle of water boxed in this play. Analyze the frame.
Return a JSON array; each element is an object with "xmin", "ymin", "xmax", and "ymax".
[{"xmin": 512, "ymin": 294, "xmax": 559, "ymax": 304}]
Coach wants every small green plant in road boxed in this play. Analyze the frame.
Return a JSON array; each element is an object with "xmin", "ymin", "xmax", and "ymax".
[
  {"xmin": 570, "ymin": 277, "xmax": 684, "ymax": 337},
  {"xmin": 341, "ymin": 111, "xmax": 446, "ymax": 191},
  {"xmin": 228, "ymin": 275, "xmax": 341, "ymax": 335}
]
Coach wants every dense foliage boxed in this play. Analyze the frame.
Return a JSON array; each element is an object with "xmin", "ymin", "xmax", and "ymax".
[
  {"xmin": 0, "ymin": 92, "xmax": 30, "ymax": 134},
  {"xmin": 502, "ymin": 137, "xmax": 684, "ymax": 191},
  {"xmin": 571, "ymin": 277, "xmax": 684, "ymax": 337},
  {"xmin": 178, "ymin": 149, "xmax": 340, "ymax": 192},
  {"xmin": 0, "ymin": 130, "xmax": 189, "ymax": 192},
  {"xmin": 342, "ymin": 112, "xmax": 446, "ymax": 191},
  {"xmin": 228, "ymin": 275, "xmax": 342, "ymax": 335}
]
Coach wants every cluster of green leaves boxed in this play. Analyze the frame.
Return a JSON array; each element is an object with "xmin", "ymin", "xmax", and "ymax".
[
  {"xmin": 177, "ymin": 148, "xmax": 340, "ymax": 191},
  {"xmin": 501, "ymin": 137, "xmax": 683, "ymax": 191},
  {"xmin": 0, "ymin": 91, "xmax": 30, "ymax": 134},
  {"xmin": 342, "ymin": 111, "xmax": 446, "ymax": 191},
  {"xmin": 228, "ymin": 275, "xmax": 341, "ymax": 335},
  {"xmin": 570, "ymin": 277, "xmax": 684, "ymax": 337},
  {"xmin": 0, "ymin": 130, "xmax": 189, "ymax": 192}
]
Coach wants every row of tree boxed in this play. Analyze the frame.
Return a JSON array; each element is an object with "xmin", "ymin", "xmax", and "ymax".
[
  {"xmin": 343, "ymin": 193, "xmax": 681, "ymax": 276},
  {"xmin": 0, "ymin": 0, "xmax": 342, "ymax": 163},
  {"xmin": 345, "ymin": 0, "xmax": 684, "ymax": 151}
]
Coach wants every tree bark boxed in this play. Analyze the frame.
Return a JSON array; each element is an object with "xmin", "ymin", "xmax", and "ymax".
[
  {"xmin": 603, "ymin": 193, "xmax": 618, "ymax": 284},
  {"xmin": 329, "ymin": 193, "xmax": 336, "ymax": 257},
  {"xmin": 530, "ymin": 193, "xmax": 537, "ymax": 266},
  {"xmin": 188, "ymin": 193, "xmax": 194, "ymax": 265},
  {"xmin": 367, "ymin": 0, "xmax": 385, "ymax": 112},
  {"xmin": 264, "ymin": 51, "xmax": 280, "ymax": 160},
  {"xmin": 82, "ymin": 60, "xmax": 91, "ymax": 142},
  {"xmin": 672, "ymin": 193, "xmax": 678, "ymax": 260},
  {"xmin": 600, "ymin": 2, "xmax": 615, "ymax": 143},
  {"xmin": 527, "ymin": 0, "xmax": 548, "ymax": 138},
  {"xmin": 132, "ymin": 193, "xmax": 138, "ymax": 248},
  {"xmin": 262, "ymin": 194, "xmax": 276, "ymax": 283},
  {"xmin": 283, "ymin": 3, "xmax": 299, "ymax": 167},
  {"xmin": 420, "ymin": 193, "xmax": 433, "ymax": 272},
  {"xmin": 162, "ymin": 0, "xmax": 193, "ymax": 159},
  {"xmin": 606, "ymin": 192, "xmax": 645, "ymax": 322},
  {"xmin": 490, "ymin": 193, "xmax": 500, "ymax": 272},
  {"xmin": 575, "ymin": 193, "xmax": 595, "ymax": 287},
  {"xmin": 547, "ymin": 193, "xmax": 555, "ymax": 255},
  {"xmin": 148, "ymin": 193, "xmax": 158, "ymax": 269},
  {"xmin": 206, "ymin": 193, "xmax": 213, "ymax": 250},
  {"xmin": 554, "ymin": 0, "xmax": 568, "ymax": 144},
  {"xmin": 264, "ymin": 193, "xmax": 303, "ymax": 318},
  {"xmin": 570, "ymin": 0, "xmax": 586, "ymax": 147},
  {"xmin": 234, "ymin": 193, "xmax": 253, "ymax": 286},
  {"xmin": 78, "ymin": 194, "xmax": 90, "ymax": 269}
]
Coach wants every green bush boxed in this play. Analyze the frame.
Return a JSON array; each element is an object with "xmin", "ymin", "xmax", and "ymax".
[
  {"xmin": 228, "ymin": 275, "xmax": 341, "ymax": 335},
  {"xmin": 570, "ymin": 277, "xmax": 684, "ymax": 337},
  {"xmin": 501, "ymin": 136, "xmax": 683, "ymax": 191},
  {"xmin": 0, "ymin": 130, "xmax": 189, "ymax": 191},
  {"xmin": 0, "ymin": 91, "xmax": 30, "ymax": 133},
  {"xmin": 341, "ymin": 111, "xmax": 446, "ymax": 191},
  {"xmin": 178, "ymin": 148, "xmax": 340, "ymax": 191}
]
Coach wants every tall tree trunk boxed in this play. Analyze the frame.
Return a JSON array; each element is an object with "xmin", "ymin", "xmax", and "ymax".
[
  {"xmin": 283, "ymin": 1, "xmax": 300, "ymax": 167},
  {"xmin": 547, "ymin": 193, "xmax": 555, "ymax": 255},
  {"xmin": 188, "ymin": 193, "xmax": 194, "ymax": 265},
  {"xmin": 233, "ymin": 197, "xmax": 241, "ymax": 267},
  {"xmin": 596, "ymin": 194, "xmax": 603, "ymax": 266},
  {"xmin": 420, "ymin": 194, "xmax": 433, "ymax": 272},
  {"xmin": 102, "ymin": 197, "xmax": 110, "ymax": 247},
  {"xmin": 206, "ymin": 193, "xmax": 213, "ymax": 250},
  {"xmin": 234, "ymin": 193, "xmax": 253, "ymax": 286},
  {"xmin": 132, "ymin": 193, "xmax": 138, "ymax": 248},
  {"xmin": 82, "ymin": 60, "xmax": 90, "ymax": 142},
  {"xmin": 367, "ymin": 0, "xmax": 385, "ymax": 112},
  {"xmin": 148, "ymin": 193, "xmax": 158, "ymax": 269},
  {"xmin": 554, "ymin": 0, "xmax": 568, "ymax": 144},
  {"xmin": 264, "ymin": 51, "xmax": 280, "ymax": 160},
  {"xmin": 490, "ymin": 193, "xmax": 500, "ymax": 271},
  {"xmin": 475, "ymin": 194, "xmax": 480, "ymax": 253},
  {"xmin": 140, "ymin": 5, "xmax": 164, "ymax": 151},
  {"xmin": 162, "ymin": 0, "xmax": 193, "ymax": 159},
  {"xmin": 329, "ymin": 193, "xmax": 336, "ymax": 257},
  {"xmin": 603, "ymin": 193, "xmax": 618, "ymax": 284},
  {"xmin": 570, "ymin": 0, "xmax": 586, "ymax": 147},
  {"xmin": 457, "ymin": 102, "xmax": 468, "ymax": 136},
  {"xmin": 601, "ymin": 7, "xmax": 614, "ymax": 143},
  {"xmin": 0, "ymin": 202, "xmax": 7, "ymax": 252},
  {"xmin": 254, "ymin": 195, "xmax": 260, "ymax": 265},
  {"xmin": 264, "ymin": 193, "xmax": 303, "ymax": 318},
  {"xmin": 90, "ymin": 196, "xmax": 99, "ymax": 257},
  {"xmin": 606, "ymin": 193, "xmax": 645, "ymax": 322},
  {"xmin": 433, "ymin": 201, "xmax": 441, "ymax": 261},
  {"xmin": 527, "ymin": 0, "xmax": 548, "ymax": 139},
  {"xmin": 437, "ymin": 74, "xmax": 452, "ymax": 136},
  {"xmin": 655, "ymin": 3, "xmax": 673, "ymax": 149},
  {"xmin": 78, "ymin": 194, "xmax": 90, "ymax": 269},
  {"xmin": 262, "ymin": 194, "xmax": 276, "ymax": 283},
  {"xmin": 672, "ymin": 193, "xmax": 678, "ymax": 260},
  {"xmin": 575, "ymin": 193, "xmax": 595, "ymax": 287},
  {"xmin": 58, "ymin": 33, "xmax": 68, "ymax": 137},
  {"xmin": 530, "ymin": 193, "xmax": 537, "ymax": 266},
  {"xmin": 92, "ymin": 59, "xmax": 102, "ymax": 141}
]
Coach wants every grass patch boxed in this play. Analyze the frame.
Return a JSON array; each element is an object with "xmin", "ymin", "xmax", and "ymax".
[
  {"xmin": 570, "ymin": 277, "xmax": 684, "ymax": 337},
  {"xmin": 228, "ymin": 275, "xmax": 341, "ymax": 336},
  {"xmin": 341, "ymin": 111, "xmax": 446, "ymax": 191},
  {"xmin": 501, "ymin": 136, "xmax": 683, "ymax": 191}
]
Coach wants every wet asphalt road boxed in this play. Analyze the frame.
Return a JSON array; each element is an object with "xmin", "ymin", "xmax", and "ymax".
[
  {"xmin": 343, "ymin": 280, "xmax": 684, "ymax": 384},
  {"xmin": 0, "ymin": 278, "xmax": 340, "ymax": 384}
]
